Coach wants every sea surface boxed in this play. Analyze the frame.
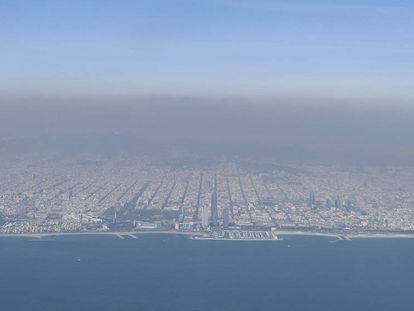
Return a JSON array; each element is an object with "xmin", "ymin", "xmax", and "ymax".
[{"xmin": 1, "ymin": 234, "xmax": 414, "ymax": 311}]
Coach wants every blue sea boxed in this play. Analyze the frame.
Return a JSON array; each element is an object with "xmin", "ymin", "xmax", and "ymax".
[{"xmin": 1, "ymin": 234, "xmax": 414, "ymax": 311}]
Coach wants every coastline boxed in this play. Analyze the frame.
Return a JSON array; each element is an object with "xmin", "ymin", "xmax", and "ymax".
[
  {"xmin": 1, "ymin": 230, "xmax": 414, "ymax": 239},
  {"xmin": 274, "ymin": 230, "xmax": 414, "ymax": 239},
  {"xmin": 0, "ymin": 231, "xmax": 207, "ymax": 239}
]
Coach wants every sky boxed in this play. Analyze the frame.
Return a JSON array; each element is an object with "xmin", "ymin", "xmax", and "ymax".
[{"xmin": 1, "ymin": 0, "xmax": 414, "ymax": 102}]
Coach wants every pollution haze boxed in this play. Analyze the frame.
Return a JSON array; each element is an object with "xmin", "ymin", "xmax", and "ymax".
[
  {"xmin": 1, "ymin": 0, "xmax": 414, "ymax": 166},
  {"xmin": 1, "ymin": 97, "xmax": 414, "ymax": 166}
]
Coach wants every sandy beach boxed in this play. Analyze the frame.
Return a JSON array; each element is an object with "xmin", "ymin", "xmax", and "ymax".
[
  {"xmin": 1, "ymin": 230, "xmax": 414, "ymax": 240},
  {"xmin": 273, "ymin": 230, "xmax": 414, "ymax": 239},
  {"xmin": 0, "ymin": 230, "xmax": 207, "ymax": 239}
]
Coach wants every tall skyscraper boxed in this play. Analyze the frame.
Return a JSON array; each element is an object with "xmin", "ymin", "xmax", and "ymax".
[
  {"xmin": 223, "ymin": 206, "xmax": 230, "ymax": 228},
  {"xmin": 201, "ymin": 205, "xmax": 209, "ymax": 229},
  {"xmin": 308, "ymin": 190, "xmax": 316, "ymax": 209},
  {"xmin": 210, "ymin": 191, "xmax": 218, "ymax": 227},
  {"xmin": 210, "ymin": 174, "xmax": 218, "ymax": 227}
]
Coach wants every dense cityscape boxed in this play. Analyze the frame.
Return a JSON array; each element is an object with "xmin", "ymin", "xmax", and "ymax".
[{"xmin": 1, "ymin": 154, "xmax": 414, "ymax": 239}]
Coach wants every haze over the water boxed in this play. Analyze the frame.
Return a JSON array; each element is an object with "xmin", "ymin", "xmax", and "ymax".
[{"xmin": 1, "ymin": 0, "xmax": 414, "ymax": 165}]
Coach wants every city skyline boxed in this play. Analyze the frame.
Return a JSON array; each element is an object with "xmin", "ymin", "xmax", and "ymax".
[{"xmin": 2, "ymin": 154, "xmax": 414, "ymax": 238}]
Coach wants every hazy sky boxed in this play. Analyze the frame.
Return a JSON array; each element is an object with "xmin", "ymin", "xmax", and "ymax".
[{"xmin": 1, "ymin": 0, "xmax": 414, "ymax": 101}]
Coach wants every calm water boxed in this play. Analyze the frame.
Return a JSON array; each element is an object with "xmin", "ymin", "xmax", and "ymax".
[{"xmin": 1, "ymin": 234, "xmax": 414, "ymax": 311}]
